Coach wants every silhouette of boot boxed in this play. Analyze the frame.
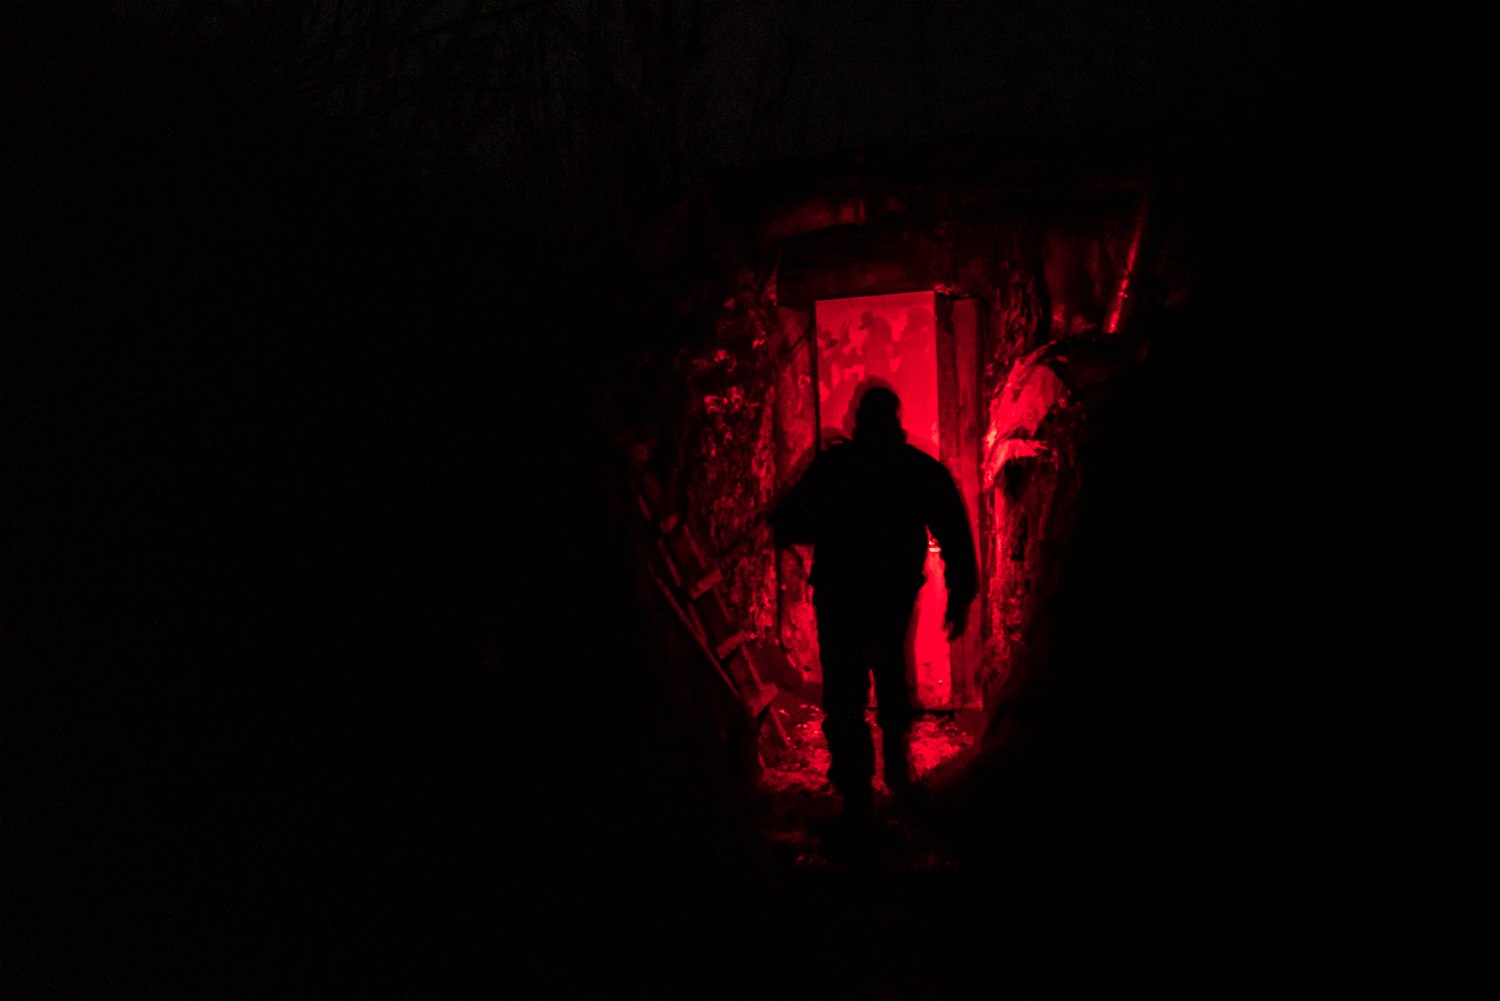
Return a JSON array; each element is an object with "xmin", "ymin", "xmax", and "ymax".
[
  {"xmin": 883, "ymin": 733, "xmax": 915, "ymax": 794},
  {"xmin": 838, "ymin": 783, "xmax": 874, "ymax": 824}
]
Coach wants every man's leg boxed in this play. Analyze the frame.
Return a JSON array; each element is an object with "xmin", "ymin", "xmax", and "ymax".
[
  {"xmin": 814, "ymin": 595, "xmax": 874, "ymax": 809},
  {"xmin": 871, "ymin": 591, "xmax": 918, "ymax": 793}
]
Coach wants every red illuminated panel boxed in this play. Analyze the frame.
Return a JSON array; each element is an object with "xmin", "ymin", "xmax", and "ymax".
[{"xmin": 815, "ymin": 291, "xmax": 939, "ymax": 455}]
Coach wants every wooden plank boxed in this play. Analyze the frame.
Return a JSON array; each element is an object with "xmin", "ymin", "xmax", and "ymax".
[
  {"xmin": 688, "ymin": 567, "xmax": 722, "ymax": 600},
  {"xmin": 714, "ymin": 631, "xmax": 750, "ymax": 662},
  {"xmin": 644, "ymin": 561, "xmax": 747, "ymax": 711},
  {"xmin": 742, "ymin": 673, "xmax": 778, "ymax": 717},
  {"xmin": 666, "ymin": 526, "xmax": 712, "ymax": 586},
  {"xmin": 633, "ymin": 470, "xmax": 787, "ymax": 746},
  {"xmin": 759, "ymin": 706, "xmax": 789, "ymax": 748}
]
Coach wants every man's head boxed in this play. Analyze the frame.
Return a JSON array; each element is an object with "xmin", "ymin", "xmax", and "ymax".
[{"xmin": 852, "ymin": 384, "xmax": 903, "ymax": 442}]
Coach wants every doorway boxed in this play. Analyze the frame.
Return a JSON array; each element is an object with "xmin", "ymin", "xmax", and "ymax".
[{"xmin": 813, "ymin": 290, "xmax": 954, "ymax": 709}]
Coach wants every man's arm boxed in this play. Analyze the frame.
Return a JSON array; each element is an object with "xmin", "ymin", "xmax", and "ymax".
[
  {"xmin": 768, "ymin": 454, "xmax": 824, "ymax": 548},
  {"xmin": 927, "ymin": 462, "xmax": 978, "ymax": 639}
]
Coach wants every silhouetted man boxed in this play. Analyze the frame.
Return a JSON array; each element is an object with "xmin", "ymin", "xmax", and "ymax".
[{"xmin": 771, "ymin": 385, "xmax": 977, "ymax": 818}]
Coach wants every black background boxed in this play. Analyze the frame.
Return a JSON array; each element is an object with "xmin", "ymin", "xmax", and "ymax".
[{"xmin": 3, "ymin": 2, "xmax": 1490, "ymax": 996}]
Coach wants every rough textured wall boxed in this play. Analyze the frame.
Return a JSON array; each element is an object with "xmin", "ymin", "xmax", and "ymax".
[
  {"xmin": 672, "ymin": 293, "xmax": 781, "ymax": 646},
  {"xmin": 981, "ymin": 348, "xmax": 1088, "ymax": 711},
  {"xmin": 976, "ymin": 216, "xmax": 1053, "ymax": 698},
  {"xmin": 973, "ymin": 207, "xmax": 1150, "ymax": 709}
]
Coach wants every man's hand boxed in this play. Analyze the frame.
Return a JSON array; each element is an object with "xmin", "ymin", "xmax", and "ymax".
[{"xmin": 944, "ymin": 603, "xmax": 969, "ymax": 641}]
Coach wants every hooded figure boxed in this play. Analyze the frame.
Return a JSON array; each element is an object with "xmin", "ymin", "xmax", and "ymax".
[{"xmin": 771, "ymin": 384, "xmax": 977, "ymax": 817}]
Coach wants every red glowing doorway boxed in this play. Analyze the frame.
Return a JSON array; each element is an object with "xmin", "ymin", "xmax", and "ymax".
[
  {"xmin": 773, "ymin": 289, "xmax": 981, "ymax": 711},
  {"xmin": 813, "ymin": 291, "xmax": 952, "ymax": 709}
]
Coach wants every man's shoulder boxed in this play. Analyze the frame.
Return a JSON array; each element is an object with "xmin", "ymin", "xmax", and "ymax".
[
  {"xmin": 900, "ymin": 442, "xmax": 946, "ymax": 468},
  {"xmin": 900, "ymin": 444, "xmax": 960, "ymax": 488},
  {"xmin": 817, "ymin": 439, "xmax": 859, "ymax": 463}
]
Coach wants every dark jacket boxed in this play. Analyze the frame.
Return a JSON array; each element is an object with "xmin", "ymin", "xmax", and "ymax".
[{"xmin": 771, "ymin": 434, "xmax": 977, "ymax": 607}]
